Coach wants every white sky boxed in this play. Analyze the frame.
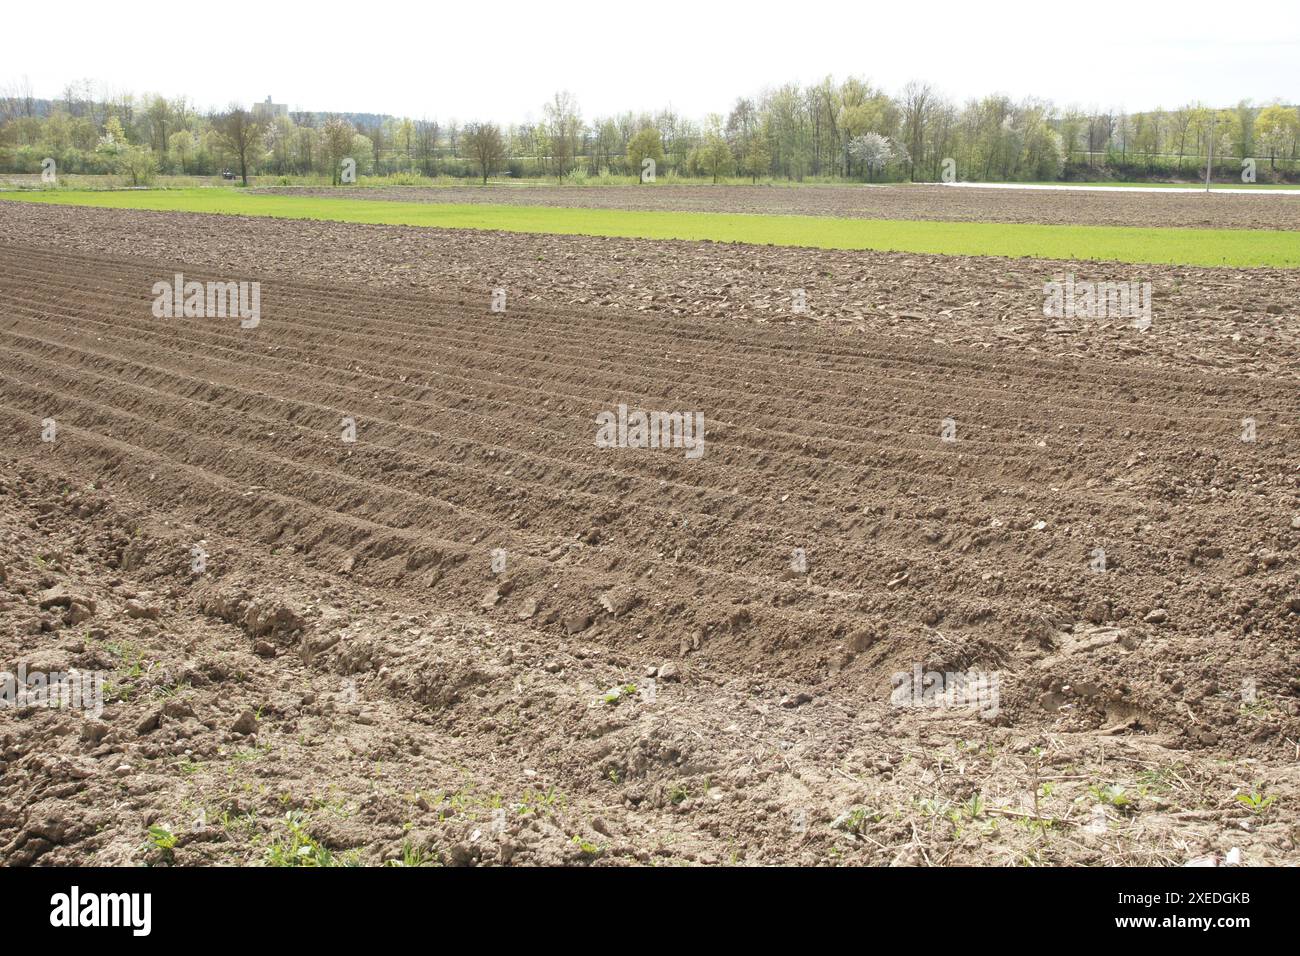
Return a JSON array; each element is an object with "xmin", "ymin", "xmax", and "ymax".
[{"xmin": 10, "ymin": 0, "xmax": 1298, "ymax": 122}]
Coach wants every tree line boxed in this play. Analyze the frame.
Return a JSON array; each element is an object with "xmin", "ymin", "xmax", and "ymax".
[{"xmin": 2, "ymin": 76, "xmax": 1297, "ymax": 185}]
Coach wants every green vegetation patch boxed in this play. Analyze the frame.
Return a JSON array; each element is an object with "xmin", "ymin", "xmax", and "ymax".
[{"xmin": 4, "ymin": 188, "xmax": 1297, "ymax": 267}]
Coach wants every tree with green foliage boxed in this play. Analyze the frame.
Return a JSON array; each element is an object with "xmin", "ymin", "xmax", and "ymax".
[
  {"xmin": 320, "ymin": 116, "xmax": 355, "ymax": 185},
  {"xmin": 742, "ymin": 122, "xmax": 771, "ymax": 183},
  {"xmin": 1255, "ymin": 104, "xmax": 1300, "ymax": 174},
  {"xmin": 117, "ymin": 144, "xmax": 157, "ymax": 184},
  {"xmin": 695, "ymin": 117, "xmax": 733, "ymax": 183},
  {"xmin": 626, "ymin": 126, "xmax": 664, "ymax": 182},
  {"xmin": 168, "ymin": 129, "xmax": 194, "ymax": 173}
]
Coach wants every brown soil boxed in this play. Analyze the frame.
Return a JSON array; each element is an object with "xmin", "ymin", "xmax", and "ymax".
[
  {"xmin": 1, "ymin": 201, "xmax": 1298, "ymax": 867},
  {"xmin": 254, "ymin": 182, "xmax": 1300, "ymax": 230},
  {"xmin": 1, "ymin": 203, "xmax": 1296, "ymax": 382}
]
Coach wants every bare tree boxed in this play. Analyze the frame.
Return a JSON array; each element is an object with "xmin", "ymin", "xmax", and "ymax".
[
  {"xmin": 464, "ymin": 122, "xmax": 506, "ymax": 184},
  {"xmin": 145, "ymin": 95, "xmax": 173, "ymax": 165},
  {"xmin": 414, "ymin": 119, "xmax": 440, "ymax": 176},
  {"xmin": 544, "ymin": 91, "xmax": 582, "ymax": 179},
  {"xmin": 214, "ymin": 105, "xmax": 262, "ymax": 185},
  {"xmin": 0, "ymin": 76, "xmax": 35, "ymax": 123},
  {"xmin": 361, "ymin": 120, "xmax": 384, "ymax": 175},
  {"xmin": 900, "ymin": 81, "xmax": 933, "ymax": 181}
]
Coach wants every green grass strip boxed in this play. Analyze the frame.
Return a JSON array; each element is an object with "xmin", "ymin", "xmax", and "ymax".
[{"xmin": 3, "ymin": 188, "xmax": 1297, "ymax": 267}]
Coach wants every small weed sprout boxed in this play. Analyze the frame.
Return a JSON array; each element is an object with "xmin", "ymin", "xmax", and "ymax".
[{"xmin": 1236, "ymin": 791, "xmax": 1276, "ymax": 815}]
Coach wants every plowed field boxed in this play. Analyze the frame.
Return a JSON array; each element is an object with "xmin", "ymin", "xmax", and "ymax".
[{"xmin": 1, "ymin": 198, "xmax": 1298, "ymax": 867}]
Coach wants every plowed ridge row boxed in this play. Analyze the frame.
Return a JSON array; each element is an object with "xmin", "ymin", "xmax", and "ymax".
[{"xmin": 1, "ymin": 246, "xmax": 1295, "ymax": 685}]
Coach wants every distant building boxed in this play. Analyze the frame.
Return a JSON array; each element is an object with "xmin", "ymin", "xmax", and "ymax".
[{"xmin": 253, "ymin": 96, "xmax": 288, "ymax": 121}]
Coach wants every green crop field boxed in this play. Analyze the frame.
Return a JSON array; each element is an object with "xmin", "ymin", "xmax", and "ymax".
[{"xmin": 4, "ymin": 188, "xmax": 1297, "ymax": 267}]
